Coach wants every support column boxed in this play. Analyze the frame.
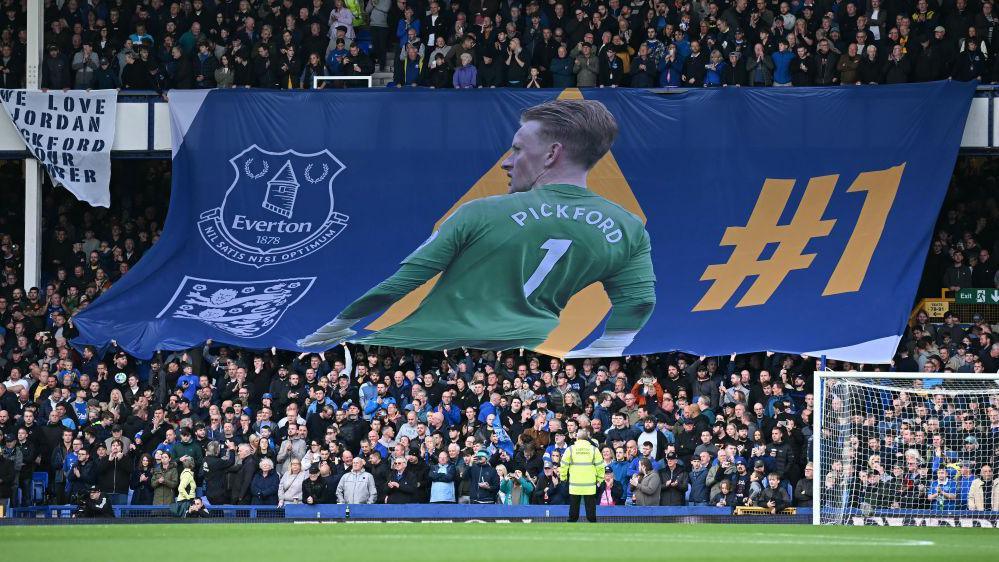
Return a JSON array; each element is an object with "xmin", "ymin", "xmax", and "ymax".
[{"xmin": 22, "ymin": 0, "xmax": 44, "ymax": 291}]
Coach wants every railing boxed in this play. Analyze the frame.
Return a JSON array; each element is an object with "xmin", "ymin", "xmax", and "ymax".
[
  {"xmin": 3, "ymin": 503, "xmax": 812, "ymax": 524},
  {"xmin": 312, "ymin": 75, "xmax": 374, "ymax": 89},
  {"xmin": 7, "ymin": 504, "xmax": 284, "ymax": 519}
]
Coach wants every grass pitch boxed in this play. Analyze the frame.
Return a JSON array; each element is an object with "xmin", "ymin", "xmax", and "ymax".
[{"xmin": 0, "ymin": 522, "xmax": 994, "ymax": 561}]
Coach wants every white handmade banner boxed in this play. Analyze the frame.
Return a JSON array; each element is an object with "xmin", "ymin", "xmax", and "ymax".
[{"xmin": 0, "ymin": 89, "xmax": 117, "ymax": 207}]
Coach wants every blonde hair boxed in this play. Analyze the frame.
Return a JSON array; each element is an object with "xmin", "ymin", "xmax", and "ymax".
[{"xmin": 520, "ymin": 99, "xmax": 618, "ymax": 170}]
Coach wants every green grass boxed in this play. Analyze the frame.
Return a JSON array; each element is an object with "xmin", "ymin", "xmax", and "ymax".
[{"xmin": 0, "ymin": 522, "xmax": 995, "ymax": 561}]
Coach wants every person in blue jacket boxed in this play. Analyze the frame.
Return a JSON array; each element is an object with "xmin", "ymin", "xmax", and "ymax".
[
  {"xmin": 659, "ymin": 44, "xmax": 683, "ymax": 86},
  {"xmin": 628, "ymin": 441, "xmax": 665, "ymax": 479},
  {"xmin": 364, "ymin": 383, "xmax": 397, "ymax": 418},
  {"xmin": 250, "ymin": 458, "xmax": 280, "ymax": 505},
  {"xmin": 176, "ymin": 363, "xmax": 199, "ymax": 402},
  {"xmin": 688, "ymin": 455, "xmax": 711, "ymax": 505},
  {"xmin": 771, "ymin": 41, "xmax": 795, "ymax": 86},
  {"xmin": 928, "ymin": 468, "xmax": 958, "ymax": 510},
  {"xmin": 429, "ymin": 451, "xmax": 457, "ymax": 503},
  {"xmin": 433, "ymin": 393, "xmax": 461, "ymax": 427},
  {"xmin": 704, "ymin": 49, "xmax": 726, "ymax": 86}
]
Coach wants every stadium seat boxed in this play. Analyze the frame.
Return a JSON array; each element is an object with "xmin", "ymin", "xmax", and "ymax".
[{"xmin": 30, "ymin": 472, "xmax": 48, "ymax": 505}]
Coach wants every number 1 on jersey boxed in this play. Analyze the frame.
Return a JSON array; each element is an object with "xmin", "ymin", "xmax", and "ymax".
[{"xmin": 523, "ymin": 239, "xmax": 572, "ymax": 297}]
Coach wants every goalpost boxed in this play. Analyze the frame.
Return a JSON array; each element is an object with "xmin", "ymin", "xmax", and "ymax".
[{"xmin": 813, "ymin": 372, "xmax": 999, "ymax": 526}]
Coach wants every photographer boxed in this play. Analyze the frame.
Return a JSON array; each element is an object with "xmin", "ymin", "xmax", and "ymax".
[
  {"xmin": 184, "ymin": 496, "xmax": 211, "ymax": 518},
  {"xmin": 498, "ymin": 465, "xmax": 534, "ymax": 505},
  {"xmin": 76, "ymin": 485, "xmax": 113, "ymax": 518}
]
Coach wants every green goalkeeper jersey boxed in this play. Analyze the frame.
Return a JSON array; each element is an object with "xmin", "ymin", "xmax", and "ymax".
[{"xmin": 353, "ymin": 183, "xmax": 656, "ymax": 350}]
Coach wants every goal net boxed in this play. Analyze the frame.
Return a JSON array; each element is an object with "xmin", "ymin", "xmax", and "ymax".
[{"xmin": 815, "ymin": 372, "xmax": 999, "ymax": 526}]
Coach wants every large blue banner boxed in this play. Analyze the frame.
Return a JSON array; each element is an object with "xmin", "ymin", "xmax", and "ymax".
[{"xmin": 73, "ymin": 83, "xmax": 975, "ymax": 362}]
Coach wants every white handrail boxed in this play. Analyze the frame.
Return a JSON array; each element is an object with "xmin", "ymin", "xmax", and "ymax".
[
  {"xmin": 816, "ymin": 371, "xmax": 999, "ymax": 380},
  {"xmin": 312, "ymin": 75, "xmax": 373, "ymax": 89}
]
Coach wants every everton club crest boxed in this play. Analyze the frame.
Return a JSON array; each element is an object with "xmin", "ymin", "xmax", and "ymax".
[
  {"xmin": 198, "ymin": 145, "xmax": 348, "ymax": 267},
  {"xmin": 157, "ymin": 276, "xmax": 316, "ymax": 338}
]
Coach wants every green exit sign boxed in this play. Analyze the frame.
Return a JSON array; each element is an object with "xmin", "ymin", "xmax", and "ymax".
[{"xmin": 956, "ymin": 288, "xmax": 999, "ymax": 304}]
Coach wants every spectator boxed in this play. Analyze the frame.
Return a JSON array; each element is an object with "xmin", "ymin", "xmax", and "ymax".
[
  {"xmin": 303, "ymin": 465, "xmax": 333, "ymax": 505},
  {"xmin": 452, "ymin": 52, "xmax": 477, "ymax": 89},
  {"xmin": 215, "ymin": 55, "xmax": 236, "ymax": 89},
  {"xmin": 498, "ymin": 464, "xmax": 534, "ymax": 504},
  {"xmin": 465, "ymin": 450, "xmax": 499, "ymax": 504},
  {"xmin": 367, "ymin": 0, "xmax": 392, "ymax": 71},
  {"xmin": 837, "ymin": 43, "xmax": 861, "ymax": 84},
  {"xmin": 0, "ymin": 44, "xmax": 22, "ymax": 89},
  {"xmin": 426, "ymin": 53, "xmax": 452, "ymax": 88},
  {"xmin": 943, "ymin": 250, "xmax": 973, "ymax": 292},
  {"xmin": 194, "ymin": 42, "xmax": 218, "ymax": 89},
  {"xmin": 968, "ymin": 465, "xmax": 998, "ymax": 511},
  {"xmin": 929, "ymin": 467, "xmax": 959, "ymax": 510},
  {"xmin": 230, "ymin": 444, "xmax": 258, "ymax": 504},
  {"xmin": 631, "ymin": 458, "xmax": 661, "ymax": 506},
  {"xmin": 394, "ymin": 44, "xmax": 423, "ymax": 87},
  {"xmin": 952, "ymin": 39, "xmax": 986, "ymax": 80},
  {"xmin": 688, "ymin": 455, "xmax": 710, "ymax": 505},
  {"xmin": 550, "ymin": 45, "xmax": 575, "ymax": 87},
  {"xmin": 129, "ymin": 453, "xmax": 155, "ymax": 506},
  {"xmin": 573, "ymin": 42, "xmax": 599, "ymax": 87},
  {"xmin": 705, "ymin": 451, "xmax": 736, "ymax": 499},
  {"xmin": 659, "ymin": 452, "xmax": 688, "ymax": 506},
  {"xmin": 386, "ymin": 455, "xmax": 420, "ymax": 503},
  {"xmin": 341, "ymin": 43, "xmax": 375, "ymax": 80},
  {"xmin": 250, "ymin": 457, "xmax": 280, "ymax": 505},
  {"xmin": 684, "ymin": 40, "xmax": 708, "ymax": 86},
  {"xmin": 659, "ymin": 44, "xmax": 684, "ymax": 87},
  {"xmin": 771, "ymin": 41, "xmax": 794, "ymax": 86},
  {"xmin": 71, "ymin": 43, "xmax": 99, "ymax": 89},
  {"xmin": 175, "ymin": 457, "xmax": 197, "ymax": 511},
  {"xmin": 712, "ymin": 480, "xmax": 738, "ymax": 509},
  {"xmin": 598, "ymin": 46, "xmax": 624, "ymax": 87},
  {"xmin": 758, "ymin": 472, "xmax": 790, "ymax": 513},
  {"xmin": 330, "ymin": 0, "xmax": 356, "ymax": 46},
  {"xmin": 630, "ymin": 44, "xmax": 658, "ymax": 88},
  {"xmin": 203, "ymin": 441, "xmax": 235, "ymax": 505},
  {"xmin": 429, "ymin": 451, "xmax": 457, "ymax": 503},
  {"xmin": 883, "ymin": 44, "xmax": 912, "ymax": 84},
  {"xmin": 722, "ymin": 52, "xmax": 747, "ymax": 86},
  {"xmin": 151, "ymin": 451, "xmax": 178, "ymax": 506},
  {"xmin": 278, "ymin": 458, "xmax": 306, "ymax": 507},
  {"xmin": 703, "ymin": 49, "xmax": 726, "ymax": 87},
  {"xmin": 813, "ymin": 39, "xmax": 839, "ymax": 85},
  {"xmin": 857, "ymin": 45, "xmax": 882, "ymax": 84},
  {"xmin": 533, "ymin": 460, "xmax": 569, "ymax": 505},
  {"xmin": 597, "ymin": 466, "xmax": 624, "ymax": 506},
  {"xmin": 794, "ymin": 463, "xmax": 814, "ymax": 507},
  {"xmin": 42, "ymin": 45, "xmax": 71, "ymax": 90}
]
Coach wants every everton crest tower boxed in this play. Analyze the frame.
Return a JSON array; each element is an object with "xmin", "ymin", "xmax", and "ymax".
[{"xmin": 263, "ymin": 160, "xmax": 300, "ymax": 218}]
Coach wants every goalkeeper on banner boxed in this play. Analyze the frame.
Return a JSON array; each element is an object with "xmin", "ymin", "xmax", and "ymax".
[{"xmin": 298, "ymin": 99, "xmax": 656, "ymax": 356}]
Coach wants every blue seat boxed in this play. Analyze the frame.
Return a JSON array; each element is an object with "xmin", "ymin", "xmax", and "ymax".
[
  {"xmin": 354, "ymin": 28, "xmax": 373, "ymax": 53},
  {"xmin": 31, "ymin": 472, "xmax": 49, "ymax": 504}
]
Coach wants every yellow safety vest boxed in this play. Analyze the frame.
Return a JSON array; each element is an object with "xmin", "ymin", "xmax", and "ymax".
[{"xmin": 559, "ymin": 439, "xmax": 603, "ymax": 496}]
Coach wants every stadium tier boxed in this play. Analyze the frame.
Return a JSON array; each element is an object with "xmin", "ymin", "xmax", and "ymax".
[
  {"xmin": 3, "ymin": 4, "xmax": 999, "ymax": 553},
  {"xmin": 3, "ymin": 0, "xmax": 998, "ymax": 90}
]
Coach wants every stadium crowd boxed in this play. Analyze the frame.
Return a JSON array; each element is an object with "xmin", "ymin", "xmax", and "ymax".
[
  {"xmin": 0, "ymin": 156, "xmax": 998, "ymax": 515},
  {"xmin": 2, "ymin": 0, "xmax": 997, "ymax": 91}
]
